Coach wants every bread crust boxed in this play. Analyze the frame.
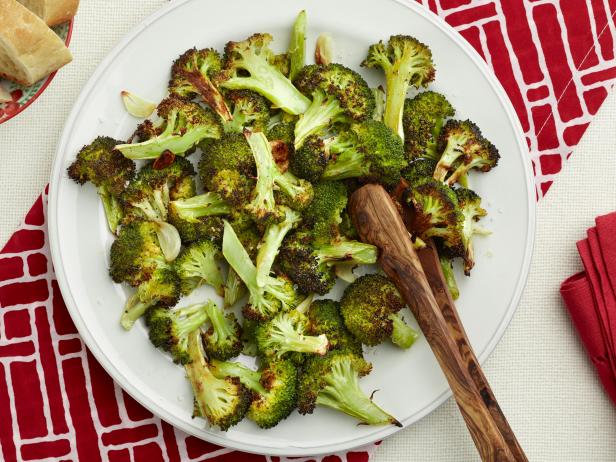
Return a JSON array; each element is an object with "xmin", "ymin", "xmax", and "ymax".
[
  {"xmin": 18, "ymin": 0, "xmax": 80, "ymax": 26},
  {"xmin": 0, "ymin": 0, "xmax": 72, "ymax": 86}
]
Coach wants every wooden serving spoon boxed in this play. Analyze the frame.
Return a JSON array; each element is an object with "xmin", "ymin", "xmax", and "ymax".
[{"xmin": 349, "ymin": 183, "xmax": 526, "ymax": 462}]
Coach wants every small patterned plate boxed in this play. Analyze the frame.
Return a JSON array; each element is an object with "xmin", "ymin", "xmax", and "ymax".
[{"xmin": 0, "ymin": 20, "xmax": 73, "ymax": 125}]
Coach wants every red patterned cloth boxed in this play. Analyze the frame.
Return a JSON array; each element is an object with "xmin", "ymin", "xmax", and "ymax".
[{"xmin": 2, "ymin": 0, "xmax": 616, "ymax": 460}]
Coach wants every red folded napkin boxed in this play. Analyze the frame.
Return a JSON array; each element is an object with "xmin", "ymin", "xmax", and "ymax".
[{"xmin": 561, "ymin": 212, "xmax": 616, "ymax": 405}]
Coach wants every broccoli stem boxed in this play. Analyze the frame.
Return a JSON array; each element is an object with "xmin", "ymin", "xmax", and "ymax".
[
  {"xmin": 389, "ymin": 313, "xmax": 418, "ymax": 349},
  {"xmin": 371, "ymin": 86, "xmax": 386, "ymax": 122},
  {"xmin": 98, "ymin": 186, "xmax": 123, "ymax": 234},
  {"xmin": 294, "ymin": 94, "xmax": 344, "ymax": 148},
  {"xmin": 179, "ymin": 248, "xmax": 224, "ymax": 296},
  {"xmin": 203, "ymin": 301, "xmax": 235, "ymax": 343},
  {"xmin": 274, "ymin": 172, "xmax": 311, "ymax": 204},
  {"xmin": 316, "ymin": 359, "xmax": 400, "ymax": 426},
  {"xmin": 222, "ymin": 55, "xmax": 310, "ymax": 115},
  {"xmin": 211, "ymin": 359, "xmax": 266, "ymax": 395},
  {"xmin": 256, "ymin": 210, "xmax": 301, "ymax": 287},
  {"xmin": 433, "ymin": 137, "xmax": 467, "ymax": 181},
  {"xmin": 439, "ymin": 255, "xmax": 459, "ymax": 300},
  {"xmin": 224, "ymin": 268, "xmax": 246, "ymax": 308},
  {"xmin": 321, "ymin": 149, "xmax": 369, "ymax": 181},
  {"xmin": 316, "ymin": 241, "xmax": 378, "ymax": 266},
  {"xmin": 170, "ymin": 193, "xmax": 230, "ymax": 222},
  {"xmin": 268, "ymin": 317, "xmax": 328, "ymax": 356},
  {"xmin": 120, "ymin": 294, "xmax": 153, "ymax": 330},
  {"xmin": 288, "ymin": 10, "xmax": 307, "ymax": 81},
  {"xmin": 383, "ymin": 74, "xmax": 407, "ymax": 139},
  {"xmin": 245, "ymin": 131, "xmax": 278, "ymax": 219},
  {"xmin": 175, "ymin": 303, "xmax": 211, "ymax": 338}
]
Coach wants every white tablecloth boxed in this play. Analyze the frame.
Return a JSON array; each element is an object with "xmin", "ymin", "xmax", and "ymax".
[{"xmin": 1, "ymin": 1, "xmax": 616, "ymax": 460}]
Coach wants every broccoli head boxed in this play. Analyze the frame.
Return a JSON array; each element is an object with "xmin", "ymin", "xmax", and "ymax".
[
  {"xmin": 175, "ymin": 239, "xmax": 224, "ymax": 296},
  {"xmin": 297, "ymin": 350, "xmax": 400, "ymax": 426},
  {"xmin": 402, "ymin": 91, "xmax": 455, "ymax": 161},
  {"xmin": 289, "ymin": 134, "xmax": 328, "ymax": 182},
  {"xmin": 201, "ymin": 301, "xmax": 243, "ymax": 361},
  {"xmin": 301, "ymin": 180, "xmax": 348, "ymax": 244},
  {"xmin": 145, "ymin": 303, "xmax": 209, "ymax": 364},
  {"xmin": 67, "ymin": 136, "xmax": 135, "ymax": 233},
  {"xmin": 340, "ymin": 274, "xmax": 418, "ymax": 349},
  {"xmin": 362, "ymin": 35, "xmax": 435, "ymax": 139},
  {"xmin": 169, "ymin": 48, "xmax": 232, "ymax": 122},
  {"xmin": 321, "ymin": 120, "xmax": 406, "ymax": 188},
  {"xmin": 307, "ymin": 299, "xmax": 362, "ymax": 355},
  {"xmin": 434, "ymin": 120, "xmax": 499, "ymax": 184},
  {"xmin": 116, "ymin": 96, "xmax": 223, "ymax": 160},
  {"xmin": 293, "ymin": 63, "xmax": 375, "ymax": 148},
  {"xmin": 168, "ymin": 192, "xmax": 230, "ymax": 243},
  {"xmin": 185, "ymin": 330, "xmax": 250, "ymax": 431},
  {"xmin": 223, "ymin": 89, "xmax": 270, "ymax": 133},
  {"xmin": 215, "ymin": 33, "xmax": 310, "ymax": 115},
  {"xmin": 401, "ymin": 158, "xmax": 437, "ymax": 186},
  {"xmin": 255, "ymin": 310, "xmax": 329, "ymax": 358},
  {"xmin": 455, "ymin": 187, "xmax": 490, "ymax": 275}
]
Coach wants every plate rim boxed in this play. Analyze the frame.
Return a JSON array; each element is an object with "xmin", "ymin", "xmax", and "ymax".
[{"xmin": 48, "ymin": 0, "xmax": 536, "ymax": 456}]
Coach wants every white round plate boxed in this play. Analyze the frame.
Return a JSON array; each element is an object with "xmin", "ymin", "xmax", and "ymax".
[{"xmin": 49, "ymin": 0, "xmax": 535, "ymax": 456}]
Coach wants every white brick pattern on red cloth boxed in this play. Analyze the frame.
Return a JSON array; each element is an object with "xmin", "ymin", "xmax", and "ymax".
[{"xmin": 0, "ymin": 190, "xmax": 377, "ymax": 462}]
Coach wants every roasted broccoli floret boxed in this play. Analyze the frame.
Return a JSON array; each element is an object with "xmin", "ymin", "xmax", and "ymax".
[
  {"xmin": 168, "ymin": 48, "xmax": 232, "ymax": 122},
  {"xmin": 201, "ymin": 301, "xmax": 242, "ymax": 360},
  {"xmin": 223, "ymin": 90, "xmax": 270, "ymax": 133},
  {"xmin": 340, "ymin": 274, "xmax": 418, "ymax": 349},
  {"xmin": 109, "ymin": 220, "xmax": 181, "ymax": 329},
  {"xmin": 279, "ymin": 231, "xmax": 377, "ymax": 295},
  {"xmin": 145, "ymin": 302, "xmax": 209, "ymax": 364},
  {"xmin": 290, "ymin": 134, "xmax": 329, "ymax": 182},
  {"xmin": 362, "ymin": 35, "xmax": 435, "ymax": 139},
  {"xmin": 121, "ymin": 157, "xmax": 195, "ymax": 223},
  {"xmin": 455, "ymin": 187, "xmax": 489, "ymax": 275},
  {"xmin": 288, "ymin": 10, "xmax": 307, "ymax": 81},
  {"xmin": 184, "ymin": 329, "xmax": 250, "ymax": 431},
  {"xmin": 211, "ymin": 358, "xmax": 298, "ymax": 429},
  {"xmin": 403, "ymin": 179, "xmax": 464, "ymax": 255},
  {"xmin": 215, "ymin": 33, "xmax": 310, "ymax": 115},
  {"xmin": 302, "ymin": 181, "xmax": 348, "ymax": 244},
  {"xmin": 222, "ymin": 221, "xmax": 300, "ymax": 321},
  {"xmin": 307, "ymin": 299, "xmax": 362, "ymax": 355},
  {"xmin": 293, "ymin": 63, "xmax": 374, "ymax": 148},
  {"xmin": 297, "ymin": 350, "xmax": 400, "ymax": 426},
  {"xmin": 255, "ymin": 310, "xmax": 329, "ymax": 358},
  {"xmin": 245, "ymin": 131, "xmax": 313, "ymax": 224},
  {"xmin": 240, "ymin": 317, "xmax": 258, "ymax": 356},
  {"xmin": 168, "ymin": 192, "xmax": 230, "ymax": 243},
  {"xmin": 433, "ymin": 120, "xmax": 500, "ymax": 184},
  {"xmin": 175, "ymin": 239, "xmax": 224, "ymax": 296},
  {"xmin": 116, "ymin": 96, "xmax": 223, "ymax": 160},
  {"xmin": 402, "ymin": 91, "xmax": 455, "ymax": 161},
  {"xmin": 67, "ymin": 136, "xmax": 135, "ymax": 233},
  {"xmin": 439, "ymin": 255, "xmax": 459, "ymax": 300},
  {"xmin": 401, "ymin": 158, "xmax": 437, "ymax": 186},
  {"xmin": 198, "ymin": 132, "xmax": 256, "ymax": 207},
  {"xmin": 321, "ymin": 120, "xmax": 406, "ymax": 188}
]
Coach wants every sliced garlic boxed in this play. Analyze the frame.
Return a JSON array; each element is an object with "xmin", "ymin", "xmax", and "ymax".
[
  {"xmin": 153, "ymin": 221, "xmax": 181, "ymax": 262},
  {"xmin": 315, "ymin": 33, "xmax": 334, "ymax": 66},
  {"xmin": 0, "ymin": 84, "xmax": 12, "ymax": 103},
  {"xmin": 334, "ymin": 262, "xmax": 357, "ymax": 283},
  {"xmin": 121, "ymin": 90, "xmax": 156, "ymax": 118}
]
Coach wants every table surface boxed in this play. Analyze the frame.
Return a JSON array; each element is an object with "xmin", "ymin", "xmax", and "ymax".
[{"xmin": 2, "ymin": 1, "xmax": 616, "ymax": 460}]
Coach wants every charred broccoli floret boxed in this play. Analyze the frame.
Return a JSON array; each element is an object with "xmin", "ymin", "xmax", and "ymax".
[
  {"xmin": 307, "ymin": 299, "xmax": 362, "ymax": 355},
  {"xmin": 340, "ymin": 274, "xmax": 418, "ymax": 349},
  {"xmin": 362, "ymin": 35, "xmax": 435, "ymax": 139},
  {"xmin": 145, "ymin": 302, "xmax": 209, "ymax": 364},
  {"xmin": 222, "ymin": 221, "xmax": 300, "ymax": 321},
  {"xmin": 211, "ymin": 358, "xmax": 298, "ymax": 429},
  {"xmin": 175, "ymin": 240, "xmax": 224, "ymax": 296},
  {"xmin": 215, "ymin": 33, "xmax": 310, "ymax": 115},
  {"xmin": 245, "ymin": 131, "xmax": 313, "ymax": 224},
  {"xmin": 198, "ymin": 132, "xmax": 256, "ymax": 207},
  {"xmin": 455, "ymin": 187, "xmax": 489, "ymax": 275},
  {"xmin": 201, "ymin": 301, "xmax": 242, "ymax": 360},
  {"xmin": 185, "ymin": 330, "xmax": 250, "ymax": 431},
  {"xmin": 298, "ymin": 350, "xmax": 400, "ymax": 426},
  {"xmin": 302, "ymin": 180, "xmax": 348, "ymax": 244},
  {"xmin": 404, "ymin": 179, "xmax": 464, "ymax": 255},
  {"xmin": 168, "ymin": 48, "xmax": 232, "ymax": 122},
  {"xmin": 290, "ymin": 134, "xmax": 328, "ymax": 182},
  {"xmin": 279, "ymin": 231, "xmax": 377, "ymax": 295},
  {"xmin": 401, "ymin": 158, "xmax": 437, "ymax": 186},
  {"xmin": 434, "ymin": 120, "xmax": 500, "ymax": 184},
  {"xmin": 121, "ymin": 157, "xmax": 195, "ymax": 223},
  {"xmin": 116, "ymin": 96, "xmax": 222, "ymax": 160},
  {"xmin": 223, "ymin": 89, "xmax": 270, "ymax": 133},
  {"xmin": 67, "ymin": 137, "xmax": 135, "ymax": 233},
  {"xmin": 255, "ymin": 310, "xmax": 329, "ymax": 358},
  {"xmin": 168, "ymin": 192, "xmax": 229, "ymax": 244},
  {"xmin": 402, "ymin": 91, "xmax": 455, "ymax": 161},
  {"xmin": 321, "ymin": 120, "xmax": 406, "ymax": 188},
  {"xmin": 109, "ymin": 220, "xmax": 181, "ymax": 329},
  {"xmin": 293, "ymin": 63, "xmax": 374, "ymax": 148}
]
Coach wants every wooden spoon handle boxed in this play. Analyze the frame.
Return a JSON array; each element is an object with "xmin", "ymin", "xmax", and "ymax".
[
  {"xmin": 417, "ymin": 240, "xmax": 528, "ymax": 461},
  {"xmin": 349, "ymin": 183, "xmax": 517, "ymax": 462}
]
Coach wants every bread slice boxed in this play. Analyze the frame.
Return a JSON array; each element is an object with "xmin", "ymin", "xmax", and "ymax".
[
  {"xmin": 17, "ymin": 0, "xmax": 79, "ymax": 26},
  {"xmin": 0, "ymin": 0, "xmax": 72, "ymax": 86}
]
